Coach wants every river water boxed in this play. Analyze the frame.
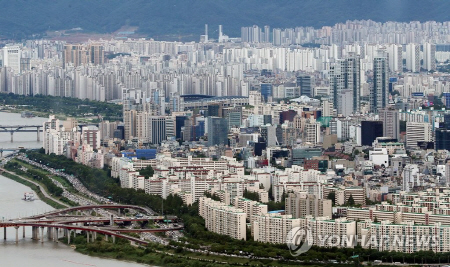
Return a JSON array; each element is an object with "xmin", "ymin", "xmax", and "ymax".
[{"xmin": 0, "ymin": 111, "xmax": 148, "ymax": 267}]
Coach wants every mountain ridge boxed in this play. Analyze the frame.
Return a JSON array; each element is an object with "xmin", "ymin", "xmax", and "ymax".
[{"xmin": 1, "ymin": 0, "xmax": 449, "ymax": 40}]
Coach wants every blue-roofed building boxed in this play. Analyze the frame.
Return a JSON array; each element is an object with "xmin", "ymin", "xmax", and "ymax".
[
  {"xmin": 268, "ymin": 210, "xmax": 285, "ymax": 214},
  {"xmin": 136, "ymin": 149, "xmax": 157, "ymax": 159},
  {"xmin": 121, "ymin": 151, "xmax": 135, "ymax": 158},
  {"xmin": 121, "ymin": 149, "xmax": 157, "ymax": 159}
]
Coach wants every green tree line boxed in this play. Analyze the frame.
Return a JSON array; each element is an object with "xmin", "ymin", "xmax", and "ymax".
[{"xmin": 0, "ymin": 93, "xmax": 122, "ymax": 121}]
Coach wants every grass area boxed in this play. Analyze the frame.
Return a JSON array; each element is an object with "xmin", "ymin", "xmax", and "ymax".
[
  {"xmin": 1, "ymin": 172, "xmax": 66, "ymax": 209},
  {"xmin": 63, "ymin": 234, "xmax": 342, "ymax": 267}
]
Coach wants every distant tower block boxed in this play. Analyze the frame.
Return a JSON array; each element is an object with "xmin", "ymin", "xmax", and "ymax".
[{"xmin": 205, "ymin": 24, "xmax": 208, "ymax": 43}]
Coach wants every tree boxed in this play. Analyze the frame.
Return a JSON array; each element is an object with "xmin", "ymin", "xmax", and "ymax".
[
  {"xmin": 327, "ymin": 191, "xmax": 336, "ymax": 206},
  {"xmin": 347, "ymin": 194, "xmax": 355, "ymax": 206},
  {"xmin": 139, "ymin": 165, "xmax": 154, "ymax": 179}
]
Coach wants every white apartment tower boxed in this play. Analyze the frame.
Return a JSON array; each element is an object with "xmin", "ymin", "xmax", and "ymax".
[
  {"xmin": 423, "ymin": 42, "xmax": 436, "ymax": 71},
  {"xmin": 406, "ymin": 43, "xmax": 420, "ymax": 72},
  {"xmin": 386, "ymin": 44, "xmax": 402, "ymax": 72}
]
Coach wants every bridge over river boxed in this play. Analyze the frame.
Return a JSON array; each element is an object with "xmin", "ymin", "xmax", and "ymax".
[{"xmin": 0, "ymin": 204, "xmax": 181, "ymax": 245}]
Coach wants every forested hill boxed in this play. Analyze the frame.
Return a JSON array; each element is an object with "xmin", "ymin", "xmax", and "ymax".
[{"xmin": 1, "ymin": 0, "xmax": 450, "ymax": 39}]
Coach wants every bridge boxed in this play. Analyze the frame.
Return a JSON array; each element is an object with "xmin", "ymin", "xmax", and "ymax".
[
  {"xmin": 0, "ymin": 125, "xmax": 42, "ymax": 142},
  {"xmin": 0, "ymin": 148, "xmax": 21, "ymax": 157},
  {"xmin": 0, "ymin": 204, "xmax": 181, "ymax": 245},
  {"xmin": 23, "ymin": 204, "xmax": 176, "ymax": 221}
]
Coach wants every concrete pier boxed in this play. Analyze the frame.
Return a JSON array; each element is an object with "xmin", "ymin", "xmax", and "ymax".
[
  {"xmin": 40, "ymin": 227, "xmax": 44, "ymax": 243},
  {"xmin": 15, "ymin": 226, "xmax": 19, "ymax": 243}
]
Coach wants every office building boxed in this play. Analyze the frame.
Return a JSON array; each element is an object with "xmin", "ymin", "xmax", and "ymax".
[
  {"xmin": 435, "ymin": 114, "xmax": 450, "ymax": 151},
  {"xmin": 361, "ymin": 121, "xmax": 383, "ymax": 146},
  {"xmin": 260, "ymin": 83, "xmax": 272, "ymax": 102},
  {"xmin": 207, "ymin": 117, "xmax": 228, "ymax": 146},
  {"xmin": 406, "ymin": 122, "xmax": 432, "ymax": 148},
  {"xmin": 379, "ymin": 108, "xmax": 400, "ymax": 140},
  {"xmin": 296, "ymin": 75, "xmax": 312, "ymax": 97},
  {"xmin": 3, "ymin": 45, "xmax": 21, "ymax": 73},
  {"xmin": 149, "ymin": 116, "xmax": 174, "ymax": 145},
  {"xmin": 175, "ymin": 116, "xmax": 187, "ymax": 139}
]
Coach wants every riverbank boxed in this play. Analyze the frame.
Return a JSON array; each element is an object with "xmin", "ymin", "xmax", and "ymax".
[
  {"xmin": 1, "ymin": 169, "xmax": 68, "ymax": 209},
  {"xmin": 66, "ymin": 235, "xmax": 307, "ymax": 267}
]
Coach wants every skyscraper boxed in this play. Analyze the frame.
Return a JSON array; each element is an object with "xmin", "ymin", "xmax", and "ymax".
[
  {"xmin": 406, "ymin": 43, "xmax": 420, "ymax": 72},
  {"xmin": 435, "ymin": 114, "xmax": 450, "ymax": 151},
  {"xmin": 386, "ymin": 44, "xmax": 402, "ymax": 72},
  {"xmin": 260, "ymin": 83, "xmax": 272, "ymax": 102},
  {"xmin": 423, "ymin": 42, "xmax": 436, "ymax": 71},
  {"xmin": 175, "ymin": 116, "xmax": 187, "ymax": 139},
  {"xmin": 296, "ymin": 75, "xmax": 312, "ymax": 97},
  {"xmin": 3, "ymin": 45, "xmax": 21, "ymax": 73},
  {"xmin": 361, "ymin": 121, "xmax": 383, "ymax": 146},
  {"xmin": 89, "ymin": 44, "xmax": 105, "ymax": 65},
  {"xmin": 370, "ymin": 53, "xmax": 389, "ymax": 113},
  {"xmin": 379, "ymin": 108, "xmax": 400, "ymax": 140},
  {"xmin": 406, "ymin": 122, "xmax": 432, "ymax": 148},
  {"xmin": 63, "ymin": 44, "xmax": 104, "ymax": 68},
  {"xmin": 149, "ymin": 116, "xmax": 173, "ymax": 145},
  {"xmin": 207, "ymin": 117, "xmax": 228, "ymax": 147},
  {"xmin": 329, "ymin": 53, "xmax": 360, "ymax": 115}
]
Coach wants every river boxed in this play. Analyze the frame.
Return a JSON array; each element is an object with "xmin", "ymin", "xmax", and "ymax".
[{"xmin": 0, "ymin": 111, "xmax": 148, "ymax": 267}]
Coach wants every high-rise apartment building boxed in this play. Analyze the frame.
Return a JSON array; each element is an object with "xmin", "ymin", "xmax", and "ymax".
[
  {"xmin": 386, "ymin": 44, "xmax": 402, "ymax": 72},
  {"xmin": 241, "ymin": 25, "xmax": 270, "ymax": 43},
  {"xmin": 304, "ymin": 120, "xmax": 321, "ymax": 145},
  {"xmin": 406, "ymin": 43, "xmax": 420, "ymax": 72},
  {"xmin": 370, "ymin": 53, "xmax": 389, "ymax": 113},
  {"xmin": 89, "ymin": 44, "xmax": 105, "ymax": 65},
  {"xmin": 423, "ymin": 42, "xmax": 436, "ymax": 71},
  {"xmin": 329, "ymin": 53, "xmax": 360, "ymax": 115},
  {"xmin": 81, "ymin": 126, "xmax": 100, "ymax": 150},
  {"xmin": 285, "ymin": 192, "xmax": 332, "ymax": 219},
  {"xmin": 63, "ymin": 44, "xmax": 104, "ymax": 68}
]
